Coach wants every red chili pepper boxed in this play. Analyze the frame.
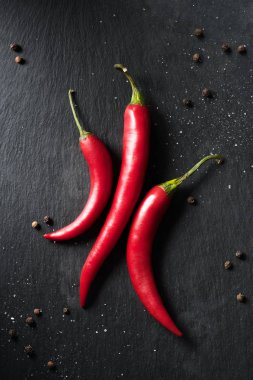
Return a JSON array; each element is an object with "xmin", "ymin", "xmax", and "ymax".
[
  {"xmin": 127, "ymin": 154, "xmax": 222, "ymax": 336},
  {"xmin": 80, "ymin": 65, "xmax": 150, "ymax": 307},
  {"xmin": 44, "ymin": 90, "xmax": 113, "ymax": 241}
]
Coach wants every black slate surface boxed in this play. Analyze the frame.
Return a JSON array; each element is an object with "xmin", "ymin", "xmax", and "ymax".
[{"xmin": 0, "ymin": 1, "xmax": 252, "ymax": 379}]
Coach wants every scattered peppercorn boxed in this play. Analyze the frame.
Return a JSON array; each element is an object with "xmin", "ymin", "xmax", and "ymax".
[
  {"xmin": 10, "ymin": 43, "xmax": 21, "ymax": 52},
  {"xmin": 237, "ymin": 44, "xmax": 247, "ymax": 54},
  {"xmin": 192, "ymin": 53, "xmax": 201, "ymax": 63},
  {"xmin": 182, "ymin": 98, "xmax": 193, "ymax": 108},
  {"xmin": 236, "ymin": 293, "xmax": 246, "ymax": 303},
  {"xmin": 15, "ymin": 56, "xmax": 24, "ymax": 64},
  {"xmin": 47, "ymin": 360, "xmax": 56, "ymax": 369},
  {"xmin": 202, "ymin": 88, "xmax": 212, "ymax": 98},
  {"xmin": 224, "ymin": 260, "xmax": 233, "ymax": 270},
  {"xmin": 24, "ymin": 345, "xmax": 33, "ymax": 355},
  {"xmin": 25, "ymin": 316, "xmax": 35, "ymax": 326},
  {"xmin": 216, "ymin": 157, "xmax": 224, "ymax": 165},
  {"xmin": 221, "ymin": 43, "xmax": 231, "ymax": 53},
  {"xmin": 235, "ymin": 250, "xmax": 244, "ymax": 259},
  {"xmin": 8, "ymin": 328, "xmax": 17, "ymax": 339},
  {"xmin": 194, "ymin": 28, "xmax": 204, "ymax": 38},
  {"xmin": 63, "ymin": 306, "xmax": 70, "ymax": 315},
  {"xmin": 187, "ymin": 196, "xmax": 196, "ymax": 205},
  {"xmin": 43, "ymin": 216, "xmax": 53, "ymax": 225},
  {"xmin": 34, "ymin": 308, "xmax": 42, "ymax": 316},
  {"xmin": 32, "ymin": 221, "xmax": 40, "ymax": 229}
]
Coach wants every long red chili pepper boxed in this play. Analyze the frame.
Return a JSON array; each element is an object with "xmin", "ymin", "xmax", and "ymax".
[
  {"xmin": 80, "ymin": 64, "xmax": 150, "ymax": 307},
  {"xmin": 44, "ymin": 90, "xmax": 113, "ymax": 241},
  {"xmin": 127, "ymin": 154, "xmax": 222, "ymax": 336}
]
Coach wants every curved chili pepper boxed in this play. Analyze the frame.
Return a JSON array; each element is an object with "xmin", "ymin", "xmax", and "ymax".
[
  {"xmin": 80, "ymin": 64, "xmax": 150, "ymax": 307},
  {"xmin": 44, "ymin": 90, "xmax": 113, "ymax": 241},
  {"xmin": 127, "ymin": 154, "xmax": 222, "ymax": 336}
]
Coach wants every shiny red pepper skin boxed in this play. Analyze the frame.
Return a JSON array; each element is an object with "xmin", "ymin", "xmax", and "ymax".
[
  {"xmin": 44, "ymin": 89, "xmax": 113, "ymax": 241},
  {"xmin": 127, "ymin": 186, "xmax": 182, "ymax": 336},
  {"xmin": 80, "ymin": 103, "xmax": 150, "ymax": 306},
  {"xmin": 44, "ymin": 134, "xmax": 113, "ymax": 241},
  {"xmin": 126, "ymin": 154, "xmax": 222, "ymax": 335}
]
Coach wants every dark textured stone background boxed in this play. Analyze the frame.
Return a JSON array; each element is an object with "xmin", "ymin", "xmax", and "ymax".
[{"xmin": 0, "ymin": 0, "xmax": 252, "ymax": 379}]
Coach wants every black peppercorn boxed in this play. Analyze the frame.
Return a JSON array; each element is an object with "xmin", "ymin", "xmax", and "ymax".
[
  {"xmin": 24, "ymin": 345, "xmax": 33, "ymax": 355},
  {"xmin": 34, "ymin": 308, "xmax": 42, "ymax": 316},
  {"xmin": 202, "ymin": 88, "xmax": 212, "ymax": 98},
  {"xmin": 10, "ymin": 43, "xmax": 21, "ymax": 52},
  {"xmin": 63, "ymin": 306, "xmax": 70, "ymax": 315},
  {"xmin": 221, "ymin": 43, "xmax": 231, "ymax": 53},
  {"xmin": 187, "ymin": 196, "xmax": 196, "ymax": 205},
  {"xmin": 182, "ymin": 99, "xmax": 193, "ymax": 108},
  {"xmin": 8, "ymin": 328, "xmax": 17, "ymax": 339},
  {"xmin": 47, "ymin": 360, "xmax": 56, "ymax": 369},
  {"xmin": 216, "ymin": 158, "xmax": 224, "ymax": 165},
  {"xmin": 25, "ymin": 316, "xmax": 35, "ymax": 326},
  {"xmin": 15, "ymin": 56, "xmax": 24, "ymax": 64},
  {"xmin": 235, "ymin": 250, "xmax": 244, "ymax": 259},
  {"xmin": 32, "ymin": 221, "xmax": 40, "ymax": 229},
  {"xmin": 192, "ymin": 53, "xmax": 201, "ymax": 63},
  {"xmin": 237, "ymin": 44, "xmax": 247, "ymax": 54},
  {"xmin": 236, "ymin": 293, "xmax": 246, "ymax": 302},
  {"xmin": 224, "ymin": 260, "xmax": 232, "ymax": 270},
  {"xmin": 43, "ymin": 216, "xmax": 53, "ymax": 225},
  {"xmin": 194, "ymin": 28, "xmax": 204, "ymax": 38}
]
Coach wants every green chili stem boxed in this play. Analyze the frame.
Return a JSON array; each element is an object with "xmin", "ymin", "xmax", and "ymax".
[
  {"xmin": 114, "ymin": 64, "xmax": 144, "ymax": 106},
  {"xmin": 68, "ymin": 89, "xmax": 90, "ymax": 139},
  {"xmin": 160, "ymin": 154, "xmax": 223, "ymax": 195}
]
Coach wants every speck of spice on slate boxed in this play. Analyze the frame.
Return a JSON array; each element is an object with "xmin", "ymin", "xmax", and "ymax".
[
  {"xmin": 63, "ymin": 306, "xmax": 70, "ymax": 315},
  {"xmin": 8, "ymin": 328, "xmax": 17, "ymax": 339},
  {"xmin": 192, "ymin": 53, "xmax": 201, "ymax": 62},
  {"xmin": 237, "ymin": 293, "xmax": 246, "ymax": 302},
  {"xmin": 15, "ymin": 56, "xmax": 24, "ymax": 64},
  {"xmin": 216, "ymin": 157, "xmax": 224, "ymax": 165},
  {"xmin": 10, "ymin": 43, "xmax": 21, "ymax": 52},
  {"xmin": 235, "ymin": 250, "xmax": 244, "ymax": 259},
  {"xmin": 221, "ymin": 43, "xmax": 231, "ymax": 53},
  {"xmin": 194, "ymin": 28, "xmax": 204, "ymax": 38},
  {"xmin": 47, "ymin": 360, "xmax": 56, "ymax": 369},
  {"xmin": 187, "ymin": 196, "xmax": 196, "ymax": 205},
  {"xmin": 182, "ymin": 98, "xmax": 193, "ymax": 108},
  {"xmin": 25, "ymin": 316, "xmax": 35, "ymax": 326},
  {"xmin": 224, "ymin": 260, "xmax": 233, "ymax": 270},
  {"xmin": 24, "ymin": 345, "xmax": 33, "ymax": 355},
  {"xmin": 202, "ymin": 88, "xmax": 212, "ymax": 98},
  {"xmin": 237, "ymin": 44, "xmax": 247, "ymax": 54},
  {"xmin": 34, "ymin": 308, "xmax": 42, "ymax": 316},
  {"xmin": 43, "ymin": 215, "xmax": 53, "ymax": 225},
  {"xmin": 32, "ymin": 221, "xmax": 40, "ymax": 229}
]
